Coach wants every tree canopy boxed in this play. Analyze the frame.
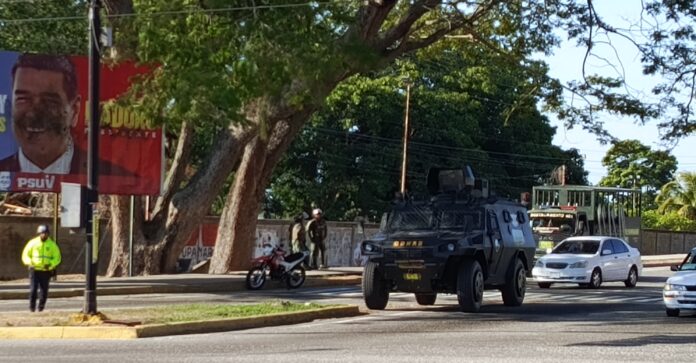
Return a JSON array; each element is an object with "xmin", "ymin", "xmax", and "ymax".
[
  {"xmin": 656, "ymin": 172, "xmax": 696, "ymax": 220},
  {"xmin": 599, "ymin": 139, "xmax": 677, "ymax": 208},
  {"xmin": 269, "ymin": 44, "xmax": 588, "ymax": 221},
  {"xmin": 3, "ymin": 0, "xmax": 696, "ymax": 273}
]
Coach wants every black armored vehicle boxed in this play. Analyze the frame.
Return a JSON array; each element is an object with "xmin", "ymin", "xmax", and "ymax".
[{"xmin": 361, "ymin": 168, "xmax": 536, "ymax": 312}]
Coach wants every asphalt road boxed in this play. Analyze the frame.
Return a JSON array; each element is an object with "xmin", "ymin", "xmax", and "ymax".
[{"xmin": 0, "ymin": 267, "xmax": 695, "ymax": 362}]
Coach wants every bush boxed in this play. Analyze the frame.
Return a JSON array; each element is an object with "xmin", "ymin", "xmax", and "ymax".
[{"xmin": 642, "ymin": 210, "xmax": 696, "ymax": 232}]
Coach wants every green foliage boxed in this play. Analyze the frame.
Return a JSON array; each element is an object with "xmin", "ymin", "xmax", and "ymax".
[
  {"xmin": 269, "ymin": 45, "xmax": 588, "ymax": 221},
  {"xmin": 0, "ymin": 1, "xmax": 88, "ymax": 54},
  {"xmin": 129, "ymin": 0, "xmax": 357, "ymax": 130},
  {"xmin": 643, "ymin": 209, "xmax": 696, "ymax": 232},
  {"xmin": 599, "ymin": 140, "xmax": 677, "ymax": 208},
  {"xmin": 656, "ymin": 172, "xmax": 696, "ymax": 220}
]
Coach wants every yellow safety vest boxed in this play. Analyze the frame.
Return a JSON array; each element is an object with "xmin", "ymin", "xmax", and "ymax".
[{"xmin": 21, "ymin": 237, "xmax": 62, "ymax": 271}]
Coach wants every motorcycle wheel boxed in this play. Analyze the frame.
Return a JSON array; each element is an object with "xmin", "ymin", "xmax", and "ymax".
[
  {"xmin": 286, "ymin": 266, "xmax": 306, "ymax": 289},
  {"xmin": 245, "ymin": 266, "xmax": 267, "ymax": 290}
]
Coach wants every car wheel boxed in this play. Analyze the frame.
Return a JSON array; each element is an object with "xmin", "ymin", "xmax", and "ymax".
[
  {"xmin": 501, "ymin": 258, "xmax": 526, "ymax": 306},
  {"xmin": 457, "ymin": 259, "xmax": 484, "ymax": 313},
  {"xmin": 624, "ymin": 266, "xmax": 638, "ymax": 288},
  {"xmin": 666, "ymin": 308, "xmax": 680, "ymax": 317},
  {"xmin": 415, "ymin": 293, "xmax": 437, "ymax": 306},
  {"xmin": 538, "ymin": 282, "xmax": 552, "ymax": 289},
  {"xmin": 588, "ymin": 268, "xmax": 602, "ymax": 289},
  {"xmin": 363, "ymin": 261, "xmax": 389, "ymax": 310}
]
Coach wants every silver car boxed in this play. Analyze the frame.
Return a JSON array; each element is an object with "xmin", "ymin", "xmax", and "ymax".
[
  {"xmin": 532, "ymin": 236, "xmax": 642, "ymax": 289},
  {"xmin": 663, "ymin": 248, "xmax": 696, "ymax": 317}
]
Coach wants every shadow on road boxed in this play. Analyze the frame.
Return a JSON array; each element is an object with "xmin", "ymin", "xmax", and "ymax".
[{"xmin": 568, "ymin": 334, "xmax": 696, "ymax": 347}]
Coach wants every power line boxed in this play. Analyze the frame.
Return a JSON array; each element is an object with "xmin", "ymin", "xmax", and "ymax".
[{"xmin": 0, "ymin": 0, "xmax": 349, "ymax": 24}]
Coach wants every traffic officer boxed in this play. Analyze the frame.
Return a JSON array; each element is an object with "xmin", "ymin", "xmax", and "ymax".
[{"xmin": 21, "ymin": 224, "xmax": 62, "ymax": 312}]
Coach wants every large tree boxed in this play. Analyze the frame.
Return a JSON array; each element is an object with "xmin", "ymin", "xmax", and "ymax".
[
  {"xmin": 656, "ymin": 172, "xmax": 696, "ymax": 220},
  {"xmin": 4, "ymin": 1, "xmax": 696, "ymax": 274},
  {"xmin": 599, "ymin": 139, "xmax": 677, "ymax": 208},
  {"xmin": 269, "ymin": 45, "xmax": 588, "ymax": 221}
]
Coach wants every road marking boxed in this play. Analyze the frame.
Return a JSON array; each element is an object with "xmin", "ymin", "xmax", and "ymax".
[{"xmin": 300, "ymin": 310, "xmax": 423, "ymax": 328}]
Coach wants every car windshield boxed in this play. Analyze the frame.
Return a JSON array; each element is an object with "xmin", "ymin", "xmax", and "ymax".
[
  {"xmin": 680, "ymin": 253, "xmax": 696, "ymax": 271},
  {"xmin": 387, "ymin": 206, "xmax": 434, "ymax": 232},
  {"xmin": 439, "ymin": 210, "xmax": 481, "ymax": 231},
  {"xmin": 553, "ymin": 240, "xmax": 599, "ymax": 254},
  {"xmin": 531, "ymin": 217, "xmax": 575, "ymax": 230},
  {"xmin": 680, "ymin": 263, "xmax": 696, "ymax": 271}
]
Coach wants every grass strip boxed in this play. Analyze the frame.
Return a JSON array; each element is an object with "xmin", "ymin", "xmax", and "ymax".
[{"xmin": 0, "ymin": 301, "xmax": 330, "ymax": 327}]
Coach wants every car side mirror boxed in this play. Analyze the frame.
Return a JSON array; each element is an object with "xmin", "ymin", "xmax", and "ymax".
[
  {"xmin": 602, "ymin": 249, "xmax": 612, "ymax": 256},
  {"xmin": 670, "ymin": 265, "xmax": 680, "ymax": 272}
]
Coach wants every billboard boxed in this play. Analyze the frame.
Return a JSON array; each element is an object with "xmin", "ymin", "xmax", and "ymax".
[{"xmin": 0, "ymin": 51, "xmax": 162, "ymax": 195}]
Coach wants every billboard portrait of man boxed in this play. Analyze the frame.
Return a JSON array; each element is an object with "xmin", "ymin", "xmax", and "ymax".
[
  {"xmin": 0, "ymin": 51, "xmax": 163, "ymax": 195},
  {"xmin": 0, "ymin": 53, "xmax": 80, "ymax": 174}
]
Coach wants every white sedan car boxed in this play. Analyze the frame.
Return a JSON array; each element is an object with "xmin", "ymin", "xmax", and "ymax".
[
  {"xmin": 663, "ymin": 248, "xmax": 696, "ymax": 317},
  {"xmin": 532, "ymin": 236, "xmax": 642, "ymax": 289}
]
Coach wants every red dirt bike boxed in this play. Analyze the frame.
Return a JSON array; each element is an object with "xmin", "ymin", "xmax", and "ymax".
[{"xmin": 245, "ymin": 244, "xmax": 308, "ymax": 290}]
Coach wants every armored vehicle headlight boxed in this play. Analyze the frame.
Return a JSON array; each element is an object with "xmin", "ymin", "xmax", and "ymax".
[
  {"xmin": 362, "ymin": 241, "xmax": 380, "ymax": 254},
  {"xmin": 447, "ymin": 243, "xmax": 456, "ymax": 252}
]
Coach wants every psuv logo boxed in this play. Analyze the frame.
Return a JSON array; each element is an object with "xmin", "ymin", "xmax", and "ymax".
[{"xmin": 17, "ymin": 175, "xmax": 55, "ymax": 190}]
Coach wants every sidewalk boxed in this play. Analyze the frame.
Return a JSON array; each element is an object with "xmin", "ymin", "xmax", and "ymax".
[
  {"xmin": 0, "ymin": 255, "xmax": 684, "ymax": 301},
  {"xmin": 0, "ymin": 267, "xmax": 364, "ymax": 300}
]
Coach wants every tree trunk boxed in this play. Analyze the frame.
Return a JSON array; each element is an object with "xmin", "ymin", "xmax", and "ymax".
[
  {"xmin": 210, "ymin": 111, "xmax": 312, "ymax": 273},
  {"xmin": 107, "ymin": 121, "xmax": 256, "ymax": 276},
  {"xmin": 209, "ymin": 136, "xmax": 268, "ymax": 273}
]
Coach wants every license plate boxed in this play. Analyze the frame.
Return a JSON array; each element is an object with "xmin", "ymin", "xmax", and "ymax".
[
  {"xmin": 403, "ymin": 273, "xmax": 421, "ymax": 281},
  {"xmin": 549, "ymin": 272, "xmax": 561, "ymax": 278}
]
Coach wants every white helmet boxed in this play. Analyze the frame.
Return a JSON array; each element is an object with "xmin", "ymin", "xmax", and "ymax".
[{"xmin": 312, "ymin": 208, "xmax": 322, "ymax": 216}]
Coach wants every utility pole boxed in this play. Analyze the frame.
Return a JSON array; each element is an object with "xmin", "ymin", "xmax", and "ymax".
[
  {"xmin": 84, "ymin": 0, "xmax": 101, "ymax": 315},
  {"xmin": 400, "ymin": 81, "xmax": 412, "ymax": 194}
]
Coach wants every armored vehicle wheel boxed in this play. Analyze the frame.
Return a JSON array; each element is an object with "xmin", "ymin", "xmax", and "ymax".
[
  {"xmin": 538, "ymin": 282, "xmax": 552, "ymax": 289},
  {"xmin": 501, "ymin": 258, "xmax": 526, "ymax": 307},
  {"xmin": 415, "ymin": 293, "xmax": 437, "ymax": 306},
  {"xmin": 363, "ymin": 261, "xmax": 389, "ymax": 310},
  {"xmin": 588, "ymin": 268, "xmax": 602, "ymax": 289},
  {"xmin": 457, "ymin": 259, "xmax": 484, "ymax": 313},
  {"xmin": 666, "ymin": 308, "xmax": 680, "ymax": 317}
]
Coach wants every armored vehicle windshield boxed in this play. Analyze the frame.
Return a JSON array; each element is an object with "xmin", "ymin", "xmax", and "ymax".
[
  {"xmin": 387, "ymin": 205, "xmax": 434, "ymax": 232},
  {"xmin": 438, "ymin": 208, "xmax": 482, "ymax": 232}
]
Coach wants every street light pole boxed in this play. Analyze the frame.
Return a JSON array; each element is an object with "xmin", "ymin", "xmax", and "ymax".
[
  {"xmin": 400, "ymin": 82, "xmax": 412, "ymax": 194},
  {"xmin": 84, "ymin": 0, "xmax": 101, "ymax": 315}
]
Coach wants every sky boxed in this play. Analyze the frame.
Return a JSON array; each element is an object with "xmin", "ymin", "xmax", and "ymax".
[{"xmin": 543, "ymin": 1, "xmax": 696, "ymax": 185}]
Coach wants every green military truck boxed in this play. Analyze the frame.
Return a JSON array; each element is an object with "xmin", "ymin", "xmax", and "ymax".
[
  {"xmin": 529, "ymin": 185, "xmax": 642, "ymax": 258},
  {"xmin": 361, "ymin": 168, "xmax": 536, "ymax": 313}
]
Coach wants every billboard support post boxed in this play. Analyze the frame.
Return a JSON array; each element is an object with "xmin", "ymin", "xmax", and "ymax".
[{"xmin": 84, "ymin": 0, "xmax": 101, "ymax": 316}]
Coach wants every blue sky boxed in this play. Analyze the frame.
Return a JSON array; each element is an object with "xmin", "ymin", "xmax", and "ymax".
[{"xmin": 543, "ymin": 1, "xmax": 696, "ymax": 185}]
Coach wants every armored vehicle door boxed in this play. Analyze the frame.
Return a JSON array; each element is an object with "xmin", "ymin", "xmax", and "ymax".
[{"xmin": 486, "ymin": 209, "xmax": 505, "ymax": 277}]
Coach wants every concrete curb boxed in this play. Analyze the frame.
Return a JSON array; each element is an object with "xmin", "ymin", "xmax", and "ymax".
[
  {"xmin": 643, "ymin": 260, "xmax": 683, "ymax": 268},
  {"xmin": 0, "ymin": 305, "xmax": 361, "ymax": 340},
  {"xmin": 0, "ymin": 275, "xmax": 362, "ymax": 300}
]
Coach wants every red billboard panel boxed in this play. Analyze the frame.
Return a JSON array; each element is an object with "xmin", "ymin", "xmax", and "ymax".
[{"xmin": 0, "ymin": 51, "xmax": 162, "ymax": 195}]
